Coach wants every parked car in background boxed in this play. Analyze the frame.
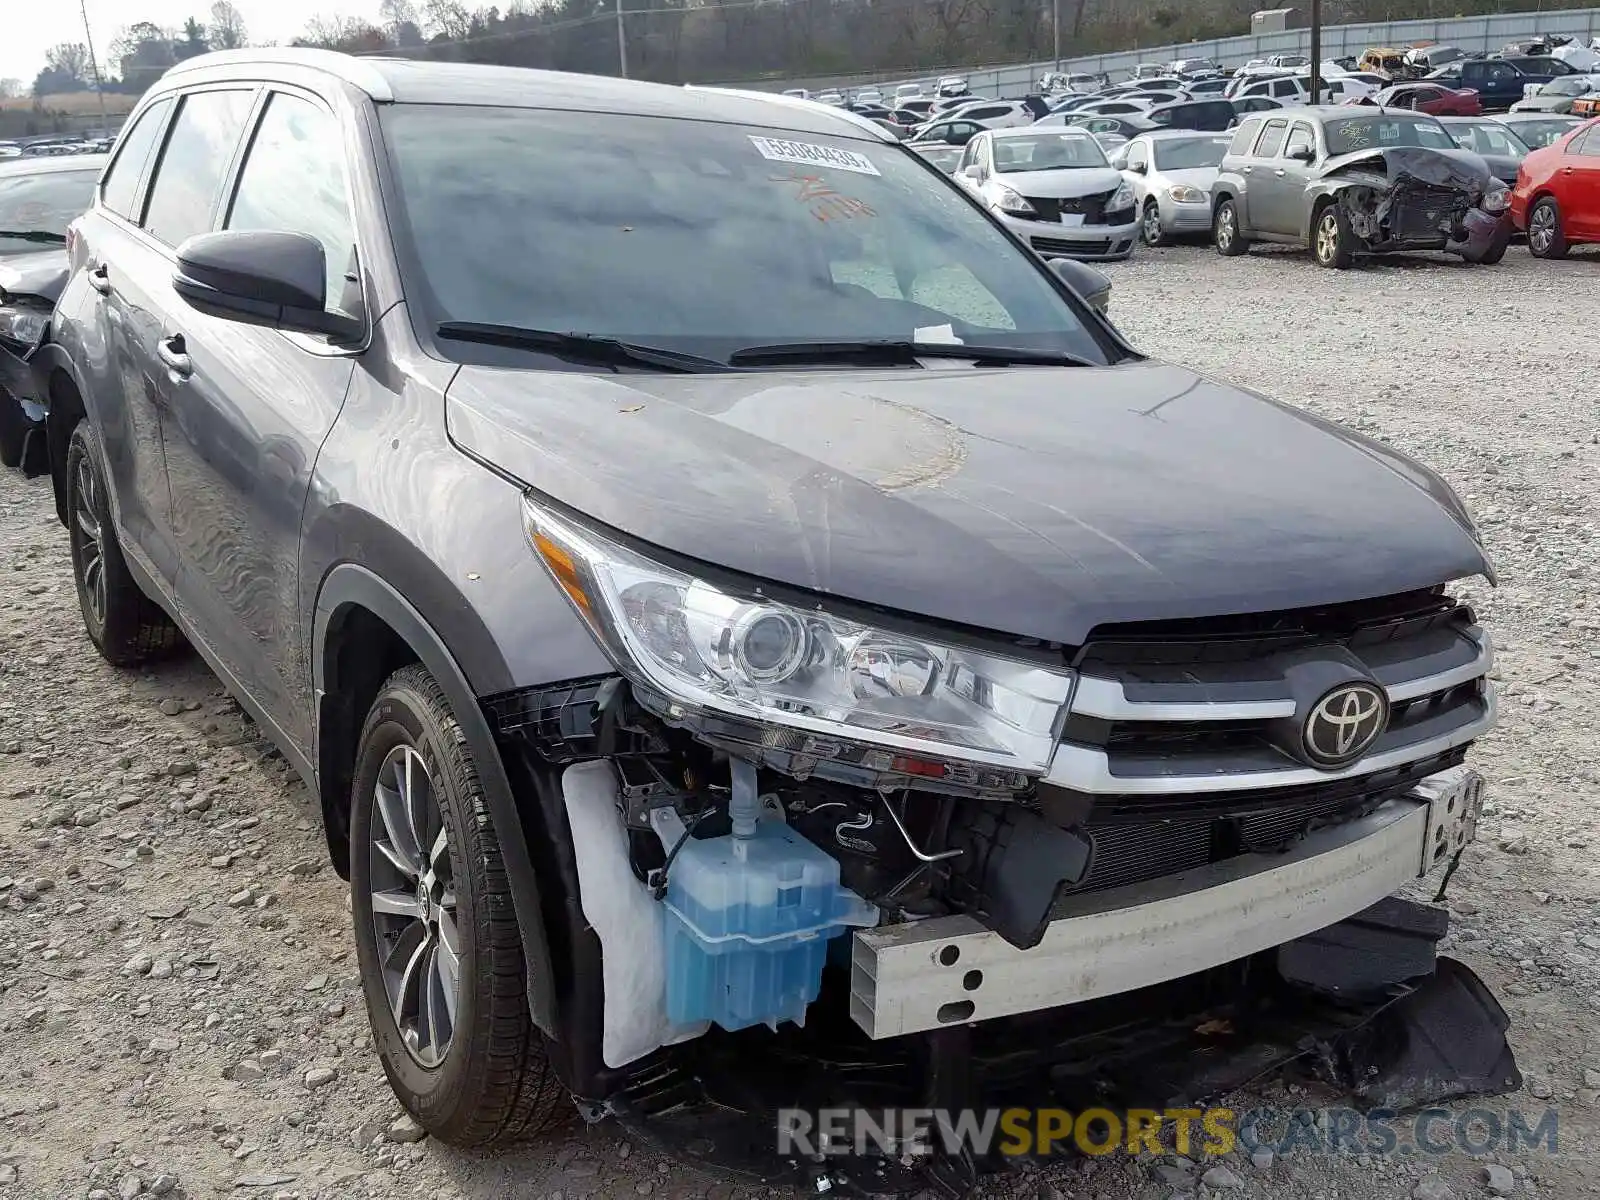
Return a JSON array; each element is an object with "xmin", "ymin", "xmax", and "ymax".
[
  {"xmin": 1309, "ymin": 77, "xmax": 1380, "ymax": 103},
  {"xmin": 1132, "ymin": 63, "xmax": 1169, "ymax": 80},
  {"xmin": 1112, "ymin": 130, "xmax": 1231, "ymax": 244},
  {"xmin": 0, "ymin": 142, "xmax": 21, "ymax": 159},
  {"xmin": 915, "ymin": 99, "xmax": 1035, "ymax": 140},
  {"xmin": 955, "ymin": 126, "xmax": 1137, "ymax": 260},
  {"xmin": 1212, "ymin": 108, "xmax": 1512, "ymax": 268},
  {"xmin": 897, "ymin": 97, "xmax": 936, "ymax": 117},
  {"xmin": 1144, "ymin": 98, "xmax": 1237, "ymax": 132},
  {"xmin": 1232, "ymin": 73, "xmax": 1310, "ymax": 105},
  {"xmin": 1511, "ymin": 117, "xmax": 1600, "ymax": 257},
  {"xmin": 1074, "ymin": 97, "xmax": 1159, "ymax": 117},
  {"xmin": 1454, "ymin": 58, "xmax": 1565, "ymax": 111},
  {"xmin": 936, "ymin": 74, "xmax": 969, "ymax": 96},
  {"xmin": 1439, "ymin": 115, "xmax": 1530, "ymax": 185},
  {"xmin": 0, "ymin": 154, "xmax": 107, "ymax": 471},
  {"xmin": 1171, "ymin": 57, "xmax": 1222, "ymax": 77},
  {"xmin": 1035, "ymin": 113, "xmax": 1158, "ymax": 144},
  {"xmin": 1508, "ymin": 74, "xmax": 1600, "ymax": 113},
  {"xmin": 1572, "ymin": 89, "xmax": 1600, "ymax": 117},
  {"xmin": 1406, "ymin": 44, "xmax": 1466, "ymax": 72},
  {"xmin": 1358, "ymin": 48, "xmax": 1411, "ymax": 77},
  {"xmin": 781, "ymin": 88, "xmax": 810, "ymax": 100},
  {"xmin": 815, "ymin": 89, "xmax": 845, "ymax": 105},
  {"xmin": 1231, "ymin": 95, "xmax": 1287, "ymax": 118},
  {"xmin": 894, "ymin": 83, "xmax": 923, "ymax": 102},
  {"xmin": 1489, "ymin": 110, "xmax": 1583, "ymax": 147},
  {"xmin": 1184, "ymin": 77, "xmax": 1232, "ymax": 96},
  {"xmin": 908, "ymin": 142, "xmax": 963, "ymax": 173},
  {"xmin": 1372, "ymin": 83, "xmax": 1483, "ymax": 116}
]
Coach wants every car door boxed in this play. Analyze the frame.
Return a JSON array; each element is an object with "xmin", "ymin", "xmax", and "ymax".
[
  {"xmin": 1562, "ymin": 126, "xmax": 1600, "ymax": 237},
  {"xmin": 1122, "ymin": 138, "xmax": 1151, "ymax": 206},
  {"xmin": 155, "ymin": 86, "xmax": 363, "ymax": 742},
  {"xmin": 954, "ymin": 133, "xmax": 988, "ymax": 194},
  {"xmin": 1242, "ymin": 118, "xmax": 1289, "ymax": 233},
  {"xmin": 66, "ymin": 96, "xmax": 180, "ymax": 585},
  {"xmin": 1271, "ymin": 120, "xmax": 1319, "ymax": 238}
]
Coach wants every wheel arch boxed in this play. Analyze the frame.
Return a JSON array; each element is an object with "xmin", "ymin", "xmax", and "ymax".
[
  {"xmin": 35, "ymin": 344, "xmax": 87, "ymax": 527},
  {"xmin": 313, "ymin": 562, "xmax": 558, "ymax": 1036}
]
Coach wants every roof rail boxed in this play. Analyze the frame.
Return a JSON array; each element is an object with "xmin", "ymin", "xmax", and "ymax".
[
  {"xmin": 161, "ymin": 48, "xmax": 395, "ymax": 102},
  {"xmin": 684, "ymin": 84, "xmax": 900, "ymax": 143}
]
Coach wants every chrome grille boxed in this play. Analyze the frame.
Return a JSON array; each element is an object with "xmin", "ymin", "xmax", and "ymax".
[{"xmin": 1045, "ymin": 595, "xmax": 1494, "ymax": 796}]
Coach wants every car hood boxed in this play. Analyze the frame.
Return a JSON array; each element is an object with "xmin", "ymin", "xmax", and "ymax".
[
  {"xmin": 445, "ymin": 361, "xmax": 1490, "ymax": 646},
  {"xmin": 1151, "ymin": 165, "xmax": 1222, "ymax": 190},
  {"xmin": 990, "ymin": 166, "xmax": 1124, "ymax": 196},
  {"xmin": 1323, "ymin": 145, "xmax": 1494, "ymax": 190},
  {"xmin": 0, "ymin": 247, "xmax": 67, "ymax": 302},
  {"xmin": 1512, "ymin": 96, "xmax": 1573, "ymax": 111}
]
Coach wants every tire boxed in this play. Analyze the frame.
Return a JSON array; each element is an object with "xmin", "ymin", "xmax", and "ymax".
[
  {"xmin": 1313, "ymin": 202, "xmax": 1355, "ymax": 269},
  {"xmin": 0, "ymin": 389, "xmax": 29, "ymax": 470},
  {"xmin": 1526, "ymin": 197, "xmax": 1568, "ymax": 259},
  {"xmin": 1140, "ymin": 200, "xmax": 1167, "ymax": 247},
  {"xmin": 65, "ymin": 421, "xmax": 181, "ymax": 667},
  {"xmin": 1214, "ymin": 198, "xmax": 1249, "ymax": 256},
  {"xmin": 350, "ymin": 664, "xmax": 569, "ymax": 1148}
]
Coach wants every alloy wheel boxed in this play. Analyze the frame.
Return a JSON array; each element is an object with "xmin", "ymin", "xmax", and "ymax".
[
  {"xmin": 1316, "ymin": 212, "xmax": 1339, "ymax": 264},
  {"xmin": 1143, "ymin": 205, "xmax": 1163, "ymax": 245},
  {"xmin": 71, "ymin": 455, "xmax": 106, "ymax": 629},
  {"xmin": 1528, "ymin": 205, "xmax": 1555, "ymax": 255},
  {"xmin": 368, "ymin": 743, "xmax": 460, "ymax": 1068},
  {"xmin": 1216, "ymin": 206, "xmax": 1235, "ymax": 250}
]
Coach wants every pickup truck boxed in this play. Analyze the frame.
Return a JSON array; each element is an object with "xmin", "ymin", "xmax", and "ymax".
[{"xmin": 1438, "ymin": 56, "xmax": 1572, "ymax": 111}]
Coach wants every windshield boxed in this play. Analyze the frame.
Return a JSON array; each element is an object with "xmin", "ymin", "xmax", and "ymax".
[
  {"xmin": 1152, "ymin": 136, "xmax": 1230, "ymax": 169},
  {"xmin": 992, "ymin": 132, "xmax": 1108, "ymax": 171},
  {"xmin": 0, "ymin": 167, "xmax": 98, "ymax": 248},
  {"xmin": 380, "ymin": 106, "xmax": 1110, "ymax": 367},
  {"xmin": 1447, "ymin": 122, "xmax": 1529, "ymax": 157},
  {"xmin": 1324, "ymin": 115, "xmax": 1454, "ymax": 155},
  {"xmin": 1507, "ymin": 118, "xmax": 1578, "ymax": 147}
]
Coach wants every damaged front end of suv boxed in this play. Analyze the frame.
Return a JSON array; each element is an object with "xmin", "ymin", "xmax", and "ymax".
[{"xmin": 1314, "ymin": 146, "xmax": 1513, "ymax": 265}]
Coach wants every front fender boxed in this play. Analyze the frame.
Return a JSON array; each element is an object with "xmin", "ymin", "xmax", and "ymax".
[{"xmin": 32, "ymin": 340, "xmax": 87, "ymax": 525}]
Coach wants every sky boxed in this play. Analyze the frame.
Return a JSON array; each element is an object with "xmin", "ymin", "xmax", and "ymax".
[{"xmin": 2, "ymin": 0, "xmax": 372, "ymax": 86}]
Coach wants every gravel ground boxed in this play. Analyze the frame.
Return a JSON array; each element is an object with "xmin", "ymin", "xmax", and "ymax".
[{"xmin": 2, "ymin": 241, "xmax": 1598, "ymax": 1200}]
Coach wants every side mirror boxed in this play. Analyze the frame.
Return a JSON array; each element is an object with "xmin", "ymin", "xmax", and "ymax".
[
  {"xmin": 1288, "ymin": 145, "xmax": 1315, "ymax": 162},
  {"xmin": 173, "ymin": 230, "xmax": 362, "ymax": 342},
  {"xmin": 960, "ymin": 163, "xmax": 984, "ymax": 181},
  {"xmin": 1130, "ymin": 160, "xmax": 1149, "ymax": 173},
  {"xmin": 1048, "ymin": 256, "xmax": 1112, "ymax": 314}
]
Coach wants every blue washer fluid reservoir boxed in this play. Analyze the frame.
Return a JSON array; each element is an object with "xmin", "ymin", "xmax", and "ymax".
[{"xmin": 656, "ymin": 810, "xmax": 879, "ymax": 1033}]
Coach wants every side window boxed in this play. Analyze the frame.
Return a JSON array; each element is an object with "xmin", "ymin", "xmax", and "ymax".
[
  {"xmin": 1229, "ymin": 118, "xmax": 1263, "ymax": 155},
  {"xmin": 142, "ymin": 89, "xmax": 256, "ymax": 248},
  {"xmin": 225, "ymin": 92, "xmax": 356, "ymax": 312},
  {"xmin": 1125, "ymin": 142, "xmax": 1148, "ymax": 170},
  {"xmin": 1253, "ymin": 119, "xmax": 1289, "ymax": 158},
  {"xmin": 1271, "ymin": 79, "xmax": 1300, "ymax": 98},
  {"xmin": 100, "ymin": 98, "xmax": 173, "ymax": 220},
  {"xmin": 1572, "ymin": 128, "xmax": 1599, "ymax": 156},
  {"xmin": 1284, "ymin": 123, "xmax": 1316, "ymax": 159}
]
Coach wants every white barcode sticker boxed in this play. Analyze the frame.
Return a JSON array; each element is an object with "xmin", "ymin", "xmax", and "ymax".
[{"xmin": 749, "ymin": 136, "xmax": 881, "ymax": 176}]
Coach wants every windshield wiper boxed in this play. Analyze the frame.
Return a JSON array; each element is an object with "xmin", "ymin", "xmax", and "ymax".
[
  {"xmin": 0, "ymin": 230, "xmax": 67, "ymax": 244},
  {"xmin": 728, "ymin": 339, "xmax": 1096, "ymax": 369},
  {"xmin": 436, "ymin": 322, "xmax": 732, "ymax": 373}
]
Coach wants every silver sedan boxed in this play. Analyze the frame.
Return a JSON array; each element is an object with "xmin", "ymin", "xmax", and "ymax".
[{"xmin": 1110, "ymin": 130, "xmax": 1232, "ymax": 246}]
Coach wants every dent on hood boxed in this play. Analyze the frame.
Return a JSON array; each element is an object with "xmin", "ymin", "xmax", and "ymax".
[{"xmin": 1322, "ymin": 147, "xmax": 1495, "ymax": 251}]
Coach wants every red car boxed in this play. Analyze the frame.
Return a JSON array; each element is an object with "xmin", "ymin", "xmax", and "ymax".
[
  {"xmin": 1511, "ymin": 116, "xmax": 1600, "ymax": 257},
  {"xmin": 1374, "ymin": 83, "xmax": 1484, "ymax": 116}
]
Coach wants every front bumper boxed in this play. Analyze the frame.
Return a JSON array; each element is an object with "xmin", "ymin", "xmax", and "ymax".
[
  {"xmin": 1157, "ymin": 195, "xmax": 1215, "ymax": 236},
  {"xmin": 850, "ymin": 765, "xmax": 1482, "ymax": 1039},
  {"xmin": 1457, "ymin": 207, "xmax": 1514, "ymax": 262},
  {"xmin": 995, "ymin": 209, "xmax": 1138, "ymax": 261},
  {"xmin": 0, "ymin": 341, "xmax": 46, "ymax": 422}
]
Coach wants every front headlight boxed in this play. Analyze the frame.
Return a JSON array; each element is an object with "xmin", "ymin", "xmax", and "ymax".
[
  {"xmin": 992, "ymin": 185, "xmax": 1038, "ymax": 217},
  {"xmin": 524, "ymin": 497, "xmax": 1075, "ymax": 776},
  {"xmin": 1108, "ymin": 181, "xmax": 1135, "ymax": 212},
  {"xmin": 1167, "ymin": 184, "xmax": 1209, "ymax": 204},
  {"xmin": 0, "ymin": 298, "xmax": 49, "ymax": 350},
  {"xmin": 1481, "ymin": 183, "xmax": 1510, "ymax": 214}
]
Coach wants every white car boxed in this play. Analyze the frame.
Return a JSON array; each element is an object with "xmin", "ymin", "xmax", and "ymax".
[
  {"xmin": 1230, "ymin": 73, "xmax": 1310, "ymax": 104},
  {"xmin": 855, "ymin": 88, "xmax": 883, "ymax": 106},
  {"xmin": 894, "ymin": 82, "xmax": 924, "ymax": 101},
  {"xmin": 1072, "ymin": 97, "xmax": 1157, "ymax": 117},
  {"xmin": 936, "ymin": 75, "xmax": 970, "ymax": 97},
  {"xmin": 953, "ymin": 126, "xmax": 1138, "ymax": 261},
  {"xmin": 1110, "ymin": 129, "xmax": 1231, "ymax": 245}
]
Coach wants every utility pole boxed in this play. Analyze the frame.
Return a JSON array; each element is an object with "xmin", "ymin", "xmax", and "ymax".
[
  {"xmin": 1308, "ymin": 0, "xmax": 1322, "ymax": 103},
  {"xmin": 616, "ymin": 0, "xmax": 628, "ymax": 79},
  {"xmin": 1053, "ymin": 0, "xmax": 1061, "ymax": 73},
  {"xmin": 79, "ymin": 0, "xmax": 109, "ymax": 130}
]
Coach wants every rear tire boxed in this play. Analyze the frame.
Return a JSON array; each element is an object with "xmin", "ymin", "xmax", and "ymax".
[
  {"xmin": 1526, "ymin": 197, "xmax": 1568, "ymax": 259},
  {"xmin": 65, "ymin": 421, "xmax": 181, "ymax": 667},
  {"xmin": 350, "ymin": 664, "xmax": 570, "ymax": 1148},
  {"xmin": 1214, "ymin": 198, "xmax": 1249, "ymax": 256},
  {"xmin": 1313, "ymin": 203, "xmax": 1355, "ymax": 269}
]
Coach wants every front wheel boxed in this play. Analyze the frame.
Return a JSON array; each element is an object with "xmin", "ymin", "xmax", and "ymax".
[
  {"xmin": 350, "ymin": 664, "xmax": 569, "ymax": 1147},
  {"xmin": 1141, "ymin": 200, "xmax": 1167, "ymax": 247},
  {"xmin": 1214, "ymin": 199, "xmax": 1249, "ymax": 256},
  {"xmin": 1526, "ymin": 197, "xmax": 1568, "ymax": 259},
  {"xmin": 1313, "ymin": 204, "xmax": 1355, "ymax": 269}
]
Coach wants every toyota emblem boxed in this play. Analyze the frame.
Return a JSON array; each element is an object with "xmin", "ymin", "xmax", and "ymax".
[{"xmin": 1302, "ymin": 682, "xmax": 1389, "ymax": 769}]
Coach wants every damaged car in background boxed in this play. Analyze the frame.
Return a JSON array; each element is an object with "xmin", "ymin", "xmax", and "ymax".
[
  {"xmin": 1213, "ymin": 107, "xmax": 1512, "ymax": 267},
  {"xmin": 43, "ymin": 52, "xmax": 1518, "ymax": 1198},
  {"xmin": 0, "ymin": 153, "xmax": 105, "ymax": 472}
]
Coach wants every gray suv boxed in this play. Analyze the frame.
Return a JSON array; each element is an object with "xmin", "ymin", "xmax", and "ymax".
[
  {"xmin": 1210, "ymin": 106, "xmax": 1513, "ymax": 267},
  {"xmin": 36, "ymin": 50, "xmax": 1511, "ymax": 1183}
]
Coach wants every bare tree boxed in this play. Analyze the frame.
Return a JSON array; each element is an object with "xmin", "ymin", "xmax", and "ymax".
[
  {"xmin": 44, "ymin": 43, "xmax": 92, "ymax": 86},
  {"xmin": 424, "ymin": 0, "xmax": 474, "ymax": 41},
  {"xmin": 210, "ymin": 1, "xmax": 249, "ymax": 49},
  {"xmin": 0, "ymin": 79, "xmax": 22, "ymax": 100}
]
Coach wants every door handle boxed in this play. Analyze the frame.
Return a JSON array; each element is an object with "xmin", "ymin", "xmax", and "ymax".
[
  {"xmin": 88, "ymin": 264, "xmax": 111, "ymax": 295},
  {"xmin": 1242, "ymin": 165, "xmax": 1253, "ymax": 173},
  {"xmin": 158, "ymin": 335, "xmax": 193, "ymax": 380},
  {"xmin": 1274, "ymin": 168, "xmax": 1287, "ymax": 177}
]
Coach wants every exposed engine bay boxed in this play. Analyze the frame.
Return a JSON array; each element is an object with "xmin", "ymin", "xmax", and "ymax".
[{"xmin": 1322, "ymin": 147, "xmax": 1508, "ymax": 258}]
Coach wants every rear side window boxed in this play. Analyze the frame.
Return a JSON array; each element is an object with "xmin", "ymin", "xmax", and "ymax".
[
  {"xmin": 100, "ymin": 98, "xmax": 172, "ymax": 220},
  {"xmin": 1229, "ymin": 118, "xmax": 1263, "ymax": 155},
  {"xmin": 142, "ymin": 88, "xmax": 256, "ymax": 248},
  {"xmin": 225, "ymin": 92, "xmax": 356, "ymax": 312},
  {"xmin": 1572, "ymin": 128, "xmax": 1600, "ymax": 156},
  {"xmin": 1254, "ymin": 120, "xmax": 1289, "ymax": 158}
]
